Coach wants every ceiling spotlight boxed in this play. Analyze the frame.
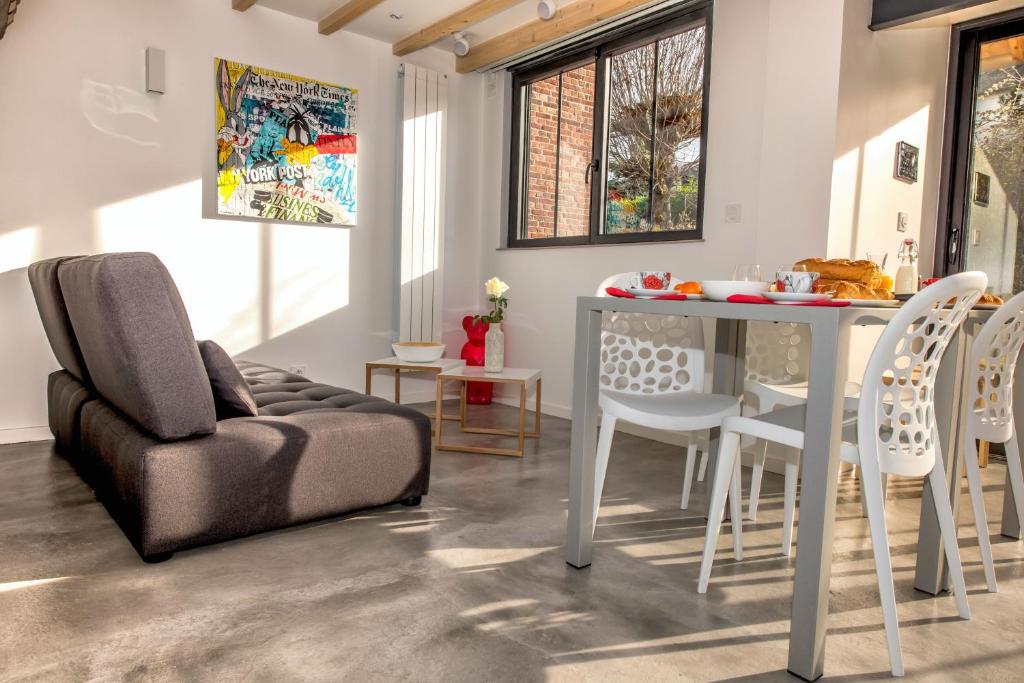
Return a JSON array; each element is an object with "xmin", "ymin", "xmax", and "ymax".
[
  {"xmin": 453, "ymin": 32, "xmax": 470, "ymax": 57},
  {"xmin": 537, "ymin": 0, "xmax": 557, "ymax": 20}
]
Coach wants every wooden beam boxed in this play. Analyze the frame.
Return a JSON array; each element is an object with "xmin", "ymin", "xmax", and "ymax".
[
  {"xmin": 870, "ymin": 0, "xmax": 990, "ymax": 30},
  {"xmin": 393, "ymin": 0, "xmax": 522, "ymax": 56},
  {"xmin": 456, "ymin": 0, "xmax": 656, "ymax": 73},
  {"xmin": 318, "ymin": 0, "xmax": 386, "ymax": 35},
  {"xmin": 232, "ymin": 0, "xmax": 258, "ymax": 11}
]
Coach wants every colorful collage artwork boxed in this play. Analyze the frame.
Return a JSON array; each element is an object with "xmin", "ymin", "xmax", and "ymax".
[{"xmin": 215, "ymin": 58, "xmax": 358, "ymax": 225}]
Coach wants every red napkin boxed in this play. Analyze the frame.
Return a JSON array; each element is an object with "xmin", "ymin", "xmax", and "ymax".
[
  {"xmin": 605, "ymin": 287, "xmax": 635, "ymax": 298},
  {"xmin": 726, "ymin": 294, "xmax": 851, "ymax": 307}
]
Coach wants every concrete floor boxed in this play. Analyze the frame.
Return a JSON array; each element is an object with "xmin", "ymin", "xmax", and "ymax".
[{"xmin": 2, "ymin": 401, "xmax": 1023, "ymax": 681}]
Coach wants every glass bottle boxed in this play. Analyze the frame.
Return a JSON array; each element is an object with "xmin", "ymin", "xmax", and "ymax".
[{"xmin": 894, "ymin": 238, "xmax": 919, "ymax": 295}]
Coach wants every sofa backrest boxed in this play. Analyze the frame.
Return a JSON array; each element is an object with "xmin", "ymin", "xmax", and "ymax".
[
  {"xmin": 58, "ymin": 252, "xmax": 216, "ymax": 441},
  {"xmin": 27, "ymin": 256, "xmax": 92, "ymax": 385}
]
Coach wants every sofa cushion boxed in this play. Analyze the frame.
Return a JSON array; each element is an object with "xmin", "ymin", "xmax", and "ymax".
[
  {"xmin": 58, "ymin": 253, "xmax": 216, "ymax": 441},
  {"xmin": 27, "ymin": 256, "xmax": 91, "ymax": 384},
  {"xmin": 236, "ymin": 360, "xmax": 313, "ymax": 386},
  {"xmin": 198, "ymin": 340, "xmax": 258, "ymax": 420}
]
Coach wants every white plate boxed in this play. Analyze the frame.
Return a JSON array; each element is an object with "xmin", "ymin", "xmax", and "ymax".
[
  {"xmin": 765, "ymin": 292, "xmax": 832, "ymax": 304},
  {"xmin": 628, "ymin": 288, "xmax": 674, "ymax": 297},
  {"xmin": 833, "ymin": 299, "xmax": 901, "ymax": 308}
]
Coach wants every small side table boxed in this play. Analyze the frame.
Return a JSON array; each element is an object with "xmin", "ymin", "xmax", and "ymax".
[
  {"xmin": 365, "ymin": 357, "xmax": 466, "ymax": 427},
  {"xmin": 434, "ymin": 366, "xmax": 542, "ymax": 458}
]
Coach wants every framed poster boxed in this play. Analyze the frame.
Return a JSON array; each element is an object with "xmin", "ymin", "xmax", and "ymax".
[
  {"xmin": 894, "ymin": 141, "xmax": 919, "ymax": 183},
  {"xmin": 974, "ymin": 171, "xmax": 991, "ymax": 206},
  {"xmin": 215, "ymin": 58, "xmax": 358, "ymax": 225}
]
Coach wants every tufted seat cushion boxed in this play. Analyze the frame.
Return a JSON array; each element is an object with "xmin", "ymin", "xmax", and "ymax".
[{"xmin": 251, "ymin": 383, "xmax": 388, "ymax": 416}]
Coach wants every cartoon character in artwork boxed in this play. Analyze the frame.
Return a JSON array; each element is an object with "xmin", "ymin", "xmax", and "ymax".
[{"xmin": 216, "ymin": 60, "xmax": 253, "ymax": 170}]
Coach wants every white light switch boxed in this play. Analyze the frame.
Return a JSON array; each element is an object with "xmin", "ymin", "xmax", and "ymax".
[
  {"xmin": 725, "ymin": 203, "xmax": 742, "ymax": 223},
  {"xmin": 971, "ymin": 229, "xmax": 981, "ymax": 246},
  {"xmin": 897, "ymin": 212, "xmax": 909, "ymax": 232}
]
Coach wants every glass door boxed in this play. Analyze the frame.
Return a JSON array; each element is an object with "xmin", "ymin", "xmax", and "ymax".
[{"xmin": 943, "ymin": 16, "xmax": 1024, "ymax": 295}]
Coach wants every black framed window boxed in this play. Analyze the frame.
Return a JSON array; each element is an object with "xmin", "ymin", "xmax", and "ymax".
[{"xmin": 508, "ymin": 4, "xmax": 712, "ymax": 248}]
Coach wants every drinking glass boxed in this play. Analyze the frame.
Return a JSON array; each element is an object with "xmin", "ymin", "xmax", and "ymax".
[
  {"xmin": 866, "ymin": 252, "xmax": 888, "ymax": 269},
  {"xmin": 733, "ymin": 264, "xmax": 763, "ymax": 282}
]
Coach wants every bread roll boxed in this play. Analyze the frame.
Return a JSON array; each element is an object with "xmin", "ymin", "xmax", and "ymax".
[
  {"xmin": 796, "ymin": 258, "xmax": 884, "ymax": 288},
  {"xmin": 979, "ymin": 293, "xmax": 1004, "ymax": 306}
]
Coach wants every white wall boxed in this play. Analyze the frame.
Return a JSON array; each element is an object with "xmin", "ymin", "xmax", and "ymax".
[
  {"xmin": 0, "ymin": 0, "xmax": 483, "ymax": 442},
  {"xmin": 828, "ymin": 0, "xmax": 951, "ymax": 377}
]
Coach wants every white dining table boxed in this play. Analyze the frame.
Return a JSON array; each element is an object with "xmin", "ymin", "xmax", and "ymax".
[{"xmin": 564, "ymin": 296, "xmax": 1023, "ymax": 681}]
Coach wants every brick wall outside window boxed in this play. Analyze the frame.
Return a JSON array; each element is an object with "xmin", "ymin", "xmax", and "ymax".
[{"xmin": 525, "ymin": 63, "xmax": 595, "ymax": 240}]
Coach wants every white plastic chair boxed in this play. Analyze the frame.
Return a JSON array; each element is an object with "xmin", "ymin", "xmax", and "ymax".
[
  {"xmin": 744, "ymin": 322, "xmax": 862, "ymax": 528},
  {"xmin": 593, "ymin": 274, "xmax": 743, "ymax": 553},
  {"xmin": 961, "ymin": 289, "xmax": 1024, "ymax": 593},
  {"xmin": 698, "ymin": 271, "xmax": 986, "ymax": 677}
]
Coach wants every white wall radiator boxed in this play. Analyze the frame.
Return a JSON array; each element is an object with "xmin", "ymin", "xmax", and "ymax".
[{"xmin": 398, "ymin": 64, "xmax": 448, "ymax": 343}]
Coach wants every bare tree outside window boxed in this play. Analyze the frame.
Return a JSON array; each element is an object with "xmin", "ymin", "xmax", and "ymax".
[{"xmin": 606, "ymin": 26, "xmax": 706, "ymax": 234}]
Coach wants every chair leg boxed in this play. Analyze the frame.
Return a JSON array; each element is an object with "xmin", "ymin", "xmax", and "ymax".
[
  {"xmin": 697, "ymin": 435, "xmax": 710, "ymax": 482},
  {"xmin": 1005, "ymin": 432, "xmax": 1024, "ymax": 532},
  {"xmin": 592, "ymin": 414, "xmax": 617, "ymax": 538},
  {"xmin": 748, "ymin": 441, "xmax": 768, "ymax": 521},
  {"xmin": 729, "ymin": 450, "xmax": 744, "ymax": 561},
  {"xmin": 781, "ymin": 450, "xmax": 799, "ymax": 558},
  {"xmin": 963, "ymin": 428, "xmax": 997, "ymax": 592},
  {"xmin": 681, "ymin": 442, "xmax": 697, "ymax": 510},
  {"xmin": 861, "ymin": 462, "xmax": 904, "ymax": 677},
  {"xmin": 928, "ymin": 462, "xmax": 971, "ymax": 621},
  {"xmin": 698, "ymin": 430, "xmax": 741, "ymax": 594}
]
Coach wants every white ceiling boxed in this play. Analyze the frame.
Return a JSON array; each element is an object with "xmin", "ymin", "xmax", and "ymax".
[{"xmin": 257, "ymin": 0, "xmax": 540, "ymax": 53}]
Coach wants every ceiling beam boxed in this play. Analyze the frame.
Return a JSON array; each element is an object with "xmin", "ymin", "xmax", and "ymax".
[
  {"xmin": 0, "ymin": 0, "xmax": 17, "ymax": 41},
  {"xmin": 319, "ymin": 0, "xmax": 386, "ymax": 35},
  {"xmin": 393, "ymin": 0, "xmax": 522, "ymax": 56},
  {"xmin": 232, "ymin": 0, "xmax": 258, "ymax": 11},
  {"xmin": 869, "ymin": 0, "xmax": 991, "ymax": 30},
  {"xmin": 456, "ymin": 0, "xmax": 657, "ymax": 73}
]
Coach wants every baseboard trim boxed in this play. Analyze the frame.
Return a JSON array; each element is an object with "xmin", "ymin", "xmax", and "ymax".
[{"xmin": 0, "ymin": 425, "xmax": 52, "ymax": 445}]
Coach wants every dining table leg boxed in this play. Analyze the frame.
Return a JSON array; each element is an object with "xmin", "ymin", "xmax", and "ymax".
[
  {"xmin": 787, "ymin": 316, "xmax": 849, "ymax": 682},
  {"xmin": 566, "ymin": 302, "xmax": 604, "ymax": 568},
  {"xmin": 1001, "ymin": 349, "xmax": 1024, "ymax": 539},
  {"xmin": 704, "ymin": 319, "xmax": 747, "ymax": 517},
  {"xmin": 914, "ymin": 327, "xmax": 970, "ymax": 594}
]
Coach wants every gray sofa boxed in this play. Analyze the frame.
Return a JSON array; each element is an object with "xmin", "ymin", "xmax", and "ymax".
[{"xmin": 28, "ymin": 252, "xmax": 431, "ymax": 562}]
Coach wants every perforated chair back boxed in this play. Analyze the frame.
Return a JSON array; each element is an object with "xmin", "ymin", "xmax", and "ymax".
[
  {"xmin": 745, "ymin": 321, "xmax": 810, "ymax": 386},
  {"xmin": 968, "ymin": 289, "xmax": 1024, "ymax": 443},
  {"xmin": 596, "ymin": 273, "xmax": 705, "ymax": 395},
  {"xmin": 858, "ymin": 272, "xmax": 987, "ymax": 478}
]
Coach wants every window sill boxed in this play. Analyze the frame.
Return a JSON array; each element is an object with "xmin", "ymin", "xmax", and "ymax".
[{"xmin": 497, "ymin": 237, "xmax": 706, "ymax": 251}]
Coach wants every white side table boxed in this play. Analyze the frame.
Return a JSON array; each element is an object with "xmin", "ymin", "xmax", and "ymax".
[
  {"xmin": 365, "ymin": 357, "xmax": 467, "ymax": 433},
  {"xmin": 434, "ymin": 366, "xmax": 542, "ymax": 458}
]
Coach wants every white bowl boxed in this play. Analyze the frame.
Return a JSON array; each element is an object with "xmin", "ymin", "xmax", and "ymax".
[
  {"xmin": 392, "ymin": 342, "xmax": 446, "ymax": 363},
  {"xmin": 700, "ymin": 280, "xmax": 770, "ymax": 301}
]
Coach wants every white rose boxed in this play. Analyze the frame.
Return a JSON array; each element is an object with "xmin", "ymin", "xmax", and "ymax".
[{"xmin": 485, "ymin": 277, "xmax": 509, "ymax": 298}]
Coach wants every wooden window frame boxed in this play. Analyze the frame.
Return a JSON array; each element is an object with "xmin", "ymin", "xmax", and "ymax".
[{"xmin": 506, "ymin": 3, "xmax": 713, "ymax": 248}]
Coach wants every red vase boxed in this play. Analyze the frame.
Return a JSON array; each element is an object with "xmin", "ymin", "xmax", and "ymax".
[{"xmin": 461, "ymin": 316, "xmax": 493, "ymax": 405}]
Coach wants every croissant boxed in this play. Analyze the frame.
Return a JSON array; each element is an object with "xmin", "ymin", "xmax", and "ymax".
[{"xmin": 796, "ymin": 258, "xmax": 884, "ymax": 289}]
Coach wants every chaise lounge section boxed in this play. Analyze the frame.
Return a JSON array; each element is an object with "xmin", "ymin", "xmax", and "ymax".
[{"xmin": 28, "ymin": 252, "xmax": 431, "ymax": 562}]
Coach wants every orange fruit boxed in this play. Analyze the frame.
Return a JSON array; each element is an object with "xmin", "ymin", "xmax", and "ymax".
[{"xmin": 675, "ymin": 281, "xmax": 702, "ymax": 295}]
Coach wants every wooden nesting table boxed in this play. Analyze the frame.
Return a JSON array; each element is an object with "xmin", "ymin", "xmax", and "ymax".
[{"xmin": 434, "ymin": 366, "xmax": 542, "ymax": 457}]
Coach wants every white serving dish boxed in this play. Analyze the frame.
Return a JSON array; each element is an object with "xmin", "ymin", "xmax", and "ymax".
[
  {"xmin": 392, "ymin": 342, "xmax": 446, "ymax": 363},
  {"xmin": 765, "ymin": 291, "xmax": 833, "ymax": 304},
  {"xmin": 700, "ymin": 280, "xmax": 770, "ymax": 301}
]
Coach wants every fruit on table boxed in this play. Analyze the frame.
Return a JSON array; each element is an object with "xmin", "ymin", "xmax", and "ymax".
[
  {"xmin": 881, "ymin": 274, "xmax": 894, "ymax": 292},
  {"xmin": 675, "ymin": 281, "xmax": 702, "ymax": 294}
]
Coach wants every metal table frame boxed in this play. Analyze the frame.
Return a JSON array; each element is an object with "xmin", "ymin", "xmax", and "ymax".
[{"xmin": 564, "ymin": 297, "xmax": 1022, "ymax": 681}]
